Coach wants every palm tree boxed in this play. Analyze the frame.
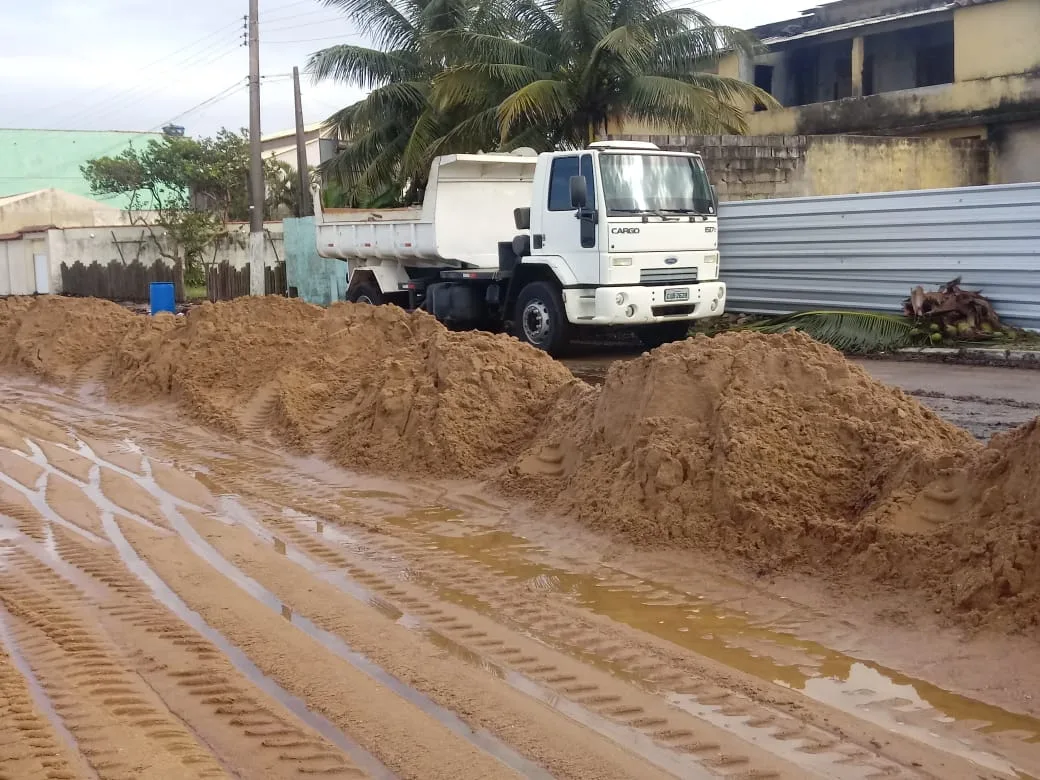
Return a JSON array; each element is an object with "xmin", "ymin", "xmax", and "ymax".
[
  {"xmin": 432, "ymin": 0, "xmax": 778, "ymax": 147},
  {"xmin": 307, "ymin": 0, "xmax": 506, "ymax": 205}
]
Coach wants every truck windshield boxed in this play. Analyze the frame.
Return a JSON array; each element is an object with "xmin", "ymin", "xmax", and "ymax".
[{"xmin": 600, "ymin": 154, "xmax": 715, "ymax": 216}]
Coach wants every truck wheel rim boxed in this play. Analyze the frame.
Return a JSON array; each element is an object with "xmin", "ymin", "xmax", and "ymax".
[
  {"xmin": 522, "ymin": 300, "xmax": 551, "ymax": 344},
  {"xmin": 357, "ymin": 295, "xmax": 374, "ymax": 305}
]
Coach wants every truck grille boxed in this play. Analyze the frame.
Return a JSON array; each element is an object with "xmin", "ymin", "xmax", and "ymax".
[{"xmin": 640, "ymin": 267, "xmax": 698, "ymax": 286}]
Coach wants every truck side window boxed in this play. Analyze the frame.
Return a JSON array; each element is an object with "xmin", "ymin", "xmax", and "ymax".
[
  {"xmin": 548, "ymin": 157, "xmax": 579, "ymax": 211},
  {"xmin": 548, "ymin": 156, "xmax": 597, "ymax": 212}
]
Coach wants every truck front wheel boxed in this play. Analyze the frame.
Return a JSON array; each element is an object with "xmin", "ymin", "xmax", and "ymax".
[
  {"xmin": 348, "ymin": 281, "xmax": 383, "ymax": 305},
  {"xmin": 514, "ymin": 281, "xmax": 571, "ymax": 355}
]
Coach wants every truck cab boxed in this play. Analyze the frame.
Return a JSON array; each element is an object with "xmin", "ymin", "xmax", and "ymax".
[
  {"xmin": 515, "ymin": 141, "xmax": 724, "ymax": 351},
  {"xmin": 313, "ymin": 141, "xmax": 726, "ymax": 354}
]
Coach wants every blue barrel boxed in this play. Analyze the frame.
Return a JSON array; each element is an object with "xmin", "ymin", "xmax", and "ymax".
[{"xmin": 149, "ymin": 282, "xmax": 176, "ymax": 315}]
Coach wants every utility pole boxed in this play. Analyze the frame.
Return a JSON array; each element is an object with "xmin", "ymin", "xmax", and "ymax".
[
  {"xmin": 292, "ymin": 66, "xmax": 310, "ymax": 217},
  {"xmin": 248, "ymin": 0, "xmax": 265, "ymax": 295}
]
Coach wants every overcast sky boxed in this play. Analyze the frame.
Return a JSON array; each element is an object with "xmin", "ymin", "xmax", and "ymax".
[{"xmin": 2, "ymin": 0, "xmax": 809, "ymax": 140}]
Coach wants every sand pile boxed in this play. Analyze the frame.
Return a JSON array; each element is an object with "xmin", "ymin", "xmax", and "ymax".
[
  {"xmin": 2, "ymin": 296, "xmax": 572, "ymax": 477},
  {"xmin": 506, "ymin": 331, "xmax": 979, "ymax": 568},
  {"xmin": 868, "ymin": 419, "xmax": 1040, "ymax": 628},
  {"xmin": 0, "ymin": 297, "xmax": 139, "ymax": 384},
  {"xmin": 3, "ymin": 295, "xmax": 1037, "ymax": 626}
]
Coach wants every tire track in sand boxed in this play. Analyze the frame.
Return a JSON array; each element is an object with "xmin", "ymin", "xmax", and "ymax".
[
  {"xmin": 0, "ymin": 558, "xmax": 228, "ymax": 778},
  {"xmin": 248, "ymin": 510, "xmax": 921, "ymax": 780},
  {"xmin": 0, "ymin": 606, "xmax": 86, "ymax": 780},
  {"xmin": 182, "ymin": 507, "xmax": 745, "ymax": 780},
  {"xmin": 226, "ymin": 483, "xmax": 1016, "ymax": 780},
  {"xmin": 49, "ymin": 527, "xmax": 372, "ymax": 779},
  {"xmin": 115, "ymin": 513, "xmax": 540, "ymax": 780}
]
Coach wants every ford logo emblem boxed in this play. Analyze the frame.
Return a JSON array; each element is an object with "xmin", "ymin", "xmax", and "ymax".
[{"xmin": 664, "ymin": 257, "xmax": 678, "ymax": 265}]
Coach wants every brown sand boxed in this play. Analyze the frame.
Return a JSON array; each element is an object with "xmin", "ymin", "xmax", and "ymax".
[
  {"xmin": 506, "ymin": 332, "xmax": 977, "ymax": 563},
  {"xmin": 1, "ymin": 295, "xmax": 1038, "ymax": 629},
  {"xmin": 0, "ymin": 296, "xmax": 138, "ymax": 383}
]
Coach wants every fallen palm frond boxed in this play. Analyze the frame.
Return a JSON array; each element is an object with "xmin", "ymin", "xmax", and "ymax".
[
  {"xmin": 904, "ymin": 277, "xmax": 1004, "ymax": 340},
  {"xmin": 746, "ymin": 310, "xmax": 926, "ymax": 353}
]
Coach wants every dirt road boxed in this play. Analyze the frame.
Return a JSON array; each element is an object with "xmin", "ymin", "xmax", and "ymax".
[
  {"xmin": 1, "ymin": 377, "xmax": 1040, "ymax": 779},
  {"xmin": 564, "ymin": 353, "xmax": 1040, "ymax": 440}
]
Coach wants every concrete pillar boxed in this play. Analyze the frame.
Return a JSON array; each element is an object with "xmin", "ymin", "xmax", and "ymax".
[
  {"xmin": 851, "ymin": 35, "xmax": 865, "ymax": 97},
  {"xmin": 249, "ymin": 231, "xmax": 266, "ymax": 296}
]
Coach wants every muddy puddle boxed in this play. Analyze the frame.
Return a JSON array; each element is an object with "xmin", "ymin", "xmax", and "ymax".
[{"xmin": 376, "ymin": 507, "xmax": 1040, "ymax": 776}]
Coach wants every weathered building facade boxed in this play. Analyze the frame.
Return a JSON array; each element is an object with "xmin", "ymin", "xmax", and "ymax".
[{"xmin": 733, "ymin": 0, "xmax": 1040, "ymax": 183}]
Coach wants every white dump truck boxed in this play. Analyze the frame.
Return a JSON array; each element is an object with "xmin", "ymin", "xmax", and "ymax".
[{"xmin": 313, "ymin": 140, "xmax": 726, "ymax": 353}]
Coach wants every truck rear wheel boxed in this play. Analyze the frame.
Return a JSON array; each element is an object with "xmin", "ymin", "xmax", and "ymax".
[
  {"xmin": 348, "ymin": 281, "xmax": 383, "ymax": 305},
  {"xmin": 514, "ymin": 281, "xmax": 571, "ymax": 355},
  {"xmin": 637, "ymin": 321, "xmax": 691, "ymax": 350}
]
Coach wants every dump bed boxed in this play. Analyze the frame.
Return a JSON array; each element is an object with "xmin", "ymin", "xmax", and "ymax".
[{"xmin": 314, "ymin": 152, "xmax": 538, "ymax": 269}]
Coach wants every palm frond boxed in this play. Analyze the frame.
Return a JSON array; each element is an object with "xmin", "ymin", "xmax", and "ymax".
[
  {"xmin": 425, "ymin": 107, "xmax": 501, "ymax": 156},
  {"xmin": 497, "ymin": 78, "xmax": 575, "ymax": 140},
  {"xmin": 433, "ymin": 63, "xmax": 539, "ymax": 111},
  {"xmin": 320, "ymin": 0, "xmax": 418, "ymax": 51},
  {"xmin": 617, "ymin": 75, "xmax": 736, "ymax": 132},
  {"xmin": 747, "ymin": 311, "xmax": 927, "ymax": 354},
  {"xmin": 427, "ymin": 31, "xmax": 552, "ymax": 68},
  {"xmin": 306, "ymin": 45, "xmax": 420, "ymax": 88}
]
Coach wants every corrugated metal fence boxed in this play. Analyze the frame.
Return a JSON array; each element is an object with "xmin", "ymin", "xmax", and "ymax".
[{"xmin": 718, "ymin": 182, "xmax": 1040, "ymax": 329}]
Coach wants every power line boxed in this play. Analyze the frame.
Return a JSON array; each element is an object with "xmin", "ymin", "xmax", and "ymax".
[
  {"xmin": 34, "ymin": 18, "xmax": 242, "ymax": 120},
  {"xmin": 261, "ymin": 6, "xmax": 342, "ymax": 26},
  {"xmin": 24, "ymin": 80, "xmax": 249, "ymax": 184},
  {"xmin": 52, "ymin": 35, "xmax": 244, "ymax": 129},
  {"xmin": 264, "ymin": 33, "xmax": 365, "ymax": 45},
  {"xmin": 261, "ymin": 17, "xmax": 354, "ymax": 34}
]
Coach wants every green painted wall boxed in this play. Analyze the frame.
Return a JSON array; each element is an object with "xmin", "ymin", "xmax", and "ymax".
[
  {"xmin": 0, "ymin": 128, "xmax": 165, "ymax": 209},
  {"xmin": 284, "ymin": 217, "xmax": 348, "ymax": 306}
]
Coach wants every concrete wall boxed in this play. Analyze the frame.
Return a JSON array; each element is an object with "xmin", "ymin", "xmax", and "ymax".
[
  {"xmin": 283, "ymin": 217, "xmax": 347, "ymax": 305},
  {"xmin": 0, "ymin": 222, "xmax": 284, "ymax": 297},
  {"xmin": 0, "ymin": 235, "xmax": 33, "ymax": 295},
  {"xmin": 50, "ymin": 222, "xmax": 283, "ymax": 273},
  {"xmin": 990, "ymin": 119, "xmax": 1040, "ymax": 184},
  {"xmin": 609, "ymin": 134, "xmax": 990, "ymax": 201},
  {"xmin": 0, "ymin": 189, "xmax": 135, "ymax": 234},
  {"xmin": 955, "ymin": 0, "xmax": 1040, "ymax": 82},
  {"xmin": 738, "ymin": 72, "xmax": 1040, "ymax": 136}
]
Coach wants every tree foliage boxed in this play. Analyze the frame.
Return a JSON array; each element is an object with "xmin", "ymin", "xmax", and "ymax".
[
  {"xmin": 82, "ymin": 130, "xmax": 301, "ymax": 283},
  {"xmin": 308, "ymin": 0, "xmax": 776, "ymax": 203}
]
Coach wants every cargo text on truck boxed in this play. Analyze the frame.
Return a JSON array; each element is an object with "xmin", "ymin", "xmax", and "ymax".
[{"xmin": 313, "ymin": 141, "xmax": 727, "ymax": 354}]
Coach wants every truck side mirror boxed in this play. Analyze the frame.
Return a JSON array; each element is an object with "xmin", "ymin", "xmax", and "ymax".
[
  {"xmin": 569, "ymin": 175, "xmax": 588, "ymax": 209},
  {"xmin": 514, "ymin": 207, "xmax": 531, "ymax": 230}
]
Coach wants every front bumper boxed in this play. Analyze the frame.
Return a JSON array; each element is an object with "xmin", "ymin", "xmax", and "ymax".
[{"xmin": 561, "ymin": 283, "xmax": 727, "ymax": 326}]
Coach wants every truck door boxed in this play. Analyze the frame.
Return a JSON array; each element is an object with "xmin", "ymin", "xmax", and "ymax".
[{"xmin": 537, "ymin": 154, "xmax": 600, "ymax": 285}]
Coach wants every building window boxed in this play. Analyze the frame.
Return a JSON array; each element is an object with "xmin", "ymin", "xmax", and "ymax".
[
  {"xmin": 916, "ymin": 41, "xmax": 955, "ymax": 87},
  {"xmin": 754, "ymin": 65, "xmax": 774, "ymax": 111}
]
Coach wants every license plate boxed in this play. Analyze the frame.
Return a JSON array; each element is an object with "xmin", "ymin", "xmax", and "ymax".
[{"xmin": 664, "ymin": 288, "xmax": 690, "ymax": 302}]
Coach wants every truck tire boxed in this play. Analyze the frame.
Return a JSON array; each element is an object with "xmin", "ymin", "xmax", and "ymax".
[
  {"xmin": 514, "ymin": 281, "xmax": 571, "ymax": 354},
  {"xmin": 348, "ymin": 281, "xmax": 383, "ymax": 305},
  {"xmin": 637, "ymin": 321, "xmax": 690, "ymax": 350}
]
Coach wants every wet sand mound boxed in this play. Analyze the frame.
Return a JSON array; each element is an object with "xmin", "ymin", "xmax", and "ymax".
[
  {"xmin": 507, "ymin": 331, "xmax": 979, "ymax": 568},
  {"xmin": 2, "ymin": 295, "xmax": 1038, "ymax": 628},
  {"xmin": 8, "ymin": 296, "xmax": 574, "ymax": 477},
  {"xmin": 0, "ymin": 297, "xmax": 138, "ymax": 383},
  {"xmin": 870, "ymin": 419, "xmax": 1040, "ymax": 629}
]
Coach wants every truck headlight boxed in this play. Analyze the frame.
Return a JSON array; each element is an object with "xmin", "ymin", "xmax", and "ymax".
[
  {"xmin": 704, "ymin": 252, "xmax": 719, "ymax": 264},
  {"xmin": 611, "ymin": 256, "xmax": 632, "ymax": 266}
]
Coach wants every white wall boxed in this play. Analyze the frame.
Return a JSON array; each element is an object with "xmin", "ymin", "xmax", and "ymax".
[
  {"xmin": 42, "ymin": 222, "xmax": 284, "ymax": 294},
  {"xmin": 0, "ymin": 237, "xmax": 31, "ymax": 295}
]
